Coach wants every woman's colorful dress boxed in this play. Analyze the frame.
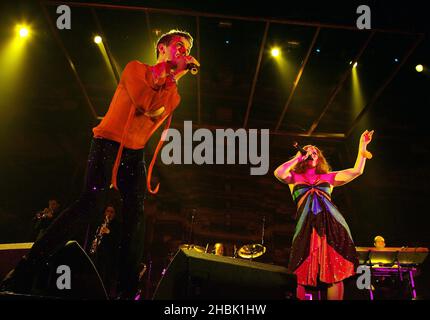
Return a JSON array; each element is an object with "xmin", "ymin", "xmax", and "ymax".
[{"xmin": 288, "ymin": 181, "xmax": 358, "ymax": 286}]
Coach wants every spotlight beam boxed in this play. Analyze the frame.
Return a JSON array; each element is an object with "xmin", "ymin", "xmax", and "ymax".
[
  {"xmin": 0, "ymin": 25, "xmax": 30, "ymax": 110},
  {"xmin": 351, "ymin": 65, "xmax": 364, "ymax": 117},
  {"xmin": 91, "ymin": 9, "xmax": 120, "ymax": 83},
  {"xmin": 144, "ymin": 10, "xmax": 154, "ymax": 45},
  {"xmin": 275, "ymin": 26, "xmax": 320, "ymax": 131},
  {"xmin": 307, "ymin": 31, "xmax": 375, "ymax": 136},
  {"xmin": 346, "ymin": 34, "xmax": 424, "ymax": 137}
]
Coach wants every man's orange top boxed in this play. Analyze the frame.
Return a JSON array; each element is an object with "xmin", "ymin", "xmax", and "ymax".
[
  {"xmin": 92, "ymin": 61, "xmax": 181, "ymax": 193},
  {"xmin": 93, "ymin": 60, "xmax": 180, "ymax": 149}
]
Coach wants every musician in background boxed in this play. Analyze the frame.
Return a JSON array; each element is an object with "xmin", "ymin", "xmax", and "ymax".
[
  {"xmin": 374, "ymin": 235, "xmax": 386, "ymax": 249},
  {"xmin": 33, "ymin": 198, "xmax": 60, "ymax": 240},
  {"xmin": 91, "ymin": 205, "xmax": 121, "ymax": 298},
  {"xmin": 214, "ymin": 243, "xmax": 224, "ymax": 256}
]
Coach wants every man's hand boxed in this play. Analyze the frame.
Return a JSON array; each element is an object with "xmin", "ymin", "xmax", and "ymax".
[
  {"xmin": 172, "ymin": 55, "xmax": 200, "ymax": 81},
  {"xmin": 100, "ymin": 226, "xmax": 110, "ymax": 235},
  {"xmin": 41, "ymin": 208, "xmax": 54, "ymax": 219},
  {"xmin": 175, "ymin": 55, "xmax": 200, "ymax": 72}
]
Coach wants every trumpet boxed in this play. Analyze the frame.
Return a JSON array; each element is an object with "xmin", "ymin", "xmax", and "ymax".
[{"xmin": 34, "ymin": 208, "xmax": 54, "ymax": 220}]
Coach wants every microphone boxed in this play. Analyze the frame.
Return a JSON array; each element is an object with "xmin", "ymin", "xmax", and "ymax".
[
  {"xmin": 293, "ymin": 142, "xmax": 312, "ymax": 161},
  {"xmin": 167, "ymin": 60, "xmax": 198, "ymax": 75},
  {"xmin": 293, "ymin": 141, "xmax": 307, "ymax": 156},
  {"xmin": 187, "ymin": 63, "xmax": 199, "ymax": 75}
]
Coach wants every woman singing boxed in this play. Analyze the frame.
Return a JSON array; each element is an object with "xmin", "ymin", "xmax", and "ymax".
[{"xmin": 274, "ymin": 130, "xmax": 374, "ymax": 300}]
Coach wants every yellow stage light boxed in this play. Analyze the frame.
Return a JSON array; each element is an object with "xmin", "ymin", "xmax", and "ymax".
[
  {"xmin": 94, "ymin": 35, "xmax": 102, "ymax": 44},
  {"xmin": 271, "ymin": 48, "xmax": 280, "ymax": 57},
  {"xmin": 1, "ymin": 24, "xmax": 32, "ymax": 119},
  {"xmin": 416, "ymin": 64, "xmax": 423, "ymax": 72},
  {"xmin": 93, "ymin": 35, "xmax": 118, "ymax": 88},
  {"xmin": 19, "ymin": 28, "xmax": 29, "ymax": 38},
  {"xmin": 353, "ymin": 62, "xmax": 358, "ymax": 68},
  {"xmin": 15, "ymin": 24, "xmax": 30, "ymax": 38}
]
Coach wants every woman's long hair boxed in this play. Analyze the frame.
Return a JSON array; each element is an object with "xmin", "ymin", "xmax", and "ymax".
[{"xmin": 292, "ymin": 145, "xmax": 331, "ymax": 174}]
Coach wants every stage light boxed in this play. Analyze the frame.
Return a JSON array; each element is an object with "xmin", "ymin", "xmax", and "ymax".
[
  {"xmin": 271, "ymin": 46, "xmax": 287, "ymax": 73},
  {"xmin": 271, "ymin": 48, "xmax": 280, "ymax": 57},
  {"xmin": 19, "ymin": 27, "xmax": 29, "ymax": 38},
  {"xmin": 415, "ymin": 64, "xmax": 423, "ymax": 72},
  {"xmin": 316, "ymin": 48, "xmax": 320, "ymax": 53},
  {"xmin": 394, "ymin": 58, "xmax": 399, "ymax": 63},
  {"xmin": 94, "ymin": 35, "xmax": 102, "ymax": 44},
  {"xmin": 15, "ymin": 24, "xmax": 30, "ymax": 38},
  {"xmin": 1, "ymin": 23, "xmax": 32, "ymax": 118},
  {"xmin": 353, "ymin": 62, "xmax": 358, "ymax": 68}
]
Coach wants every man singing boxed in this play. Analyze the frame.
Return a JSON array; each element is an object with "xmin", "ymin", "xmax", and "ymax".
[{"xmin": 1, "ymin": 29, "xmax": 199, "ymax": 299}]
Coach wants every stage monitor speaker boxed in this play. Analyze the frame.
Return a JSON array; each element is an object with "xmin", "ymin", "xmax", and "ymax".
[
  {"xmin": 32, "ymin": 240, "xmax": 108, "ymax": 300},
  {"xmin": 153, "ymin": 249, "xmax": 297, "ymax": 300},
  {"xmin": 0, "ymin": 243, "xmax": 33, "ymax": 280}
]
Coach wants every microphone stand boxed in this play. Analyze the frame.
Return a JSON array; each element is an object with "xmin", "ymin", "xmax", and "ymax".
[
  {"xmin": 188, "ymin": 209, "xmax": 196, "ymax": 244},
  {"xmin": 261, "ymin": 216, "xmax": 265, "ymax": 246},
  {"xmin": 252, "ymin": 216, "xmax": 266, "ymax": 260},
  {"xmin": 251, "ymin": 216, "xmax": 266, "ymax": 260}
]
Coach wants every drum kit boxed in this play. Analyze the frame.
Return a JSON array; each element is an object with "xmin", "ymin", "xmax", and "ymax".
[
  {"xmin": 179, "ymin": 243, "xmax": 206, "ymax": 253},
  {"xmin": 179, "ymin": 242, "xmax": 266, "ymax": 259},
  {"xmin": 179, "ymin": 213, "xmax": 267, "ymax": 260},
  {"xmin": 236, "ymin": 243, "xmax": 266, "ymax": 259}
]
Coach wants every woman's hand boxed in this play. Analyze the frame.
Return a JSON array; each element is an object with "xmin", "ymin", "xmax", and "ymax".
[
  {"xmin": 295, "ymin": 149, "xmax": 312, "ymax": 162},
  {"xmin": 360, "ymin": 130, "xmax": 374, "ymax": 159},
  {"xmin": 360, "ymin": 130, "xmax": 374, "ymax": 148}
]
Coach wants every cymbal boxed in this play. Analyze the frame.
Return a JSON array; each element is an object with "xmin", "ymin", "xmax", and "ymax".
[
  {"xmin": 179, "ymin": 244, "xmax": 205, "ymax": 253},
  {"xmin": 238, "ymin": 244, "xmax": 266, "ymax": 259}
]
